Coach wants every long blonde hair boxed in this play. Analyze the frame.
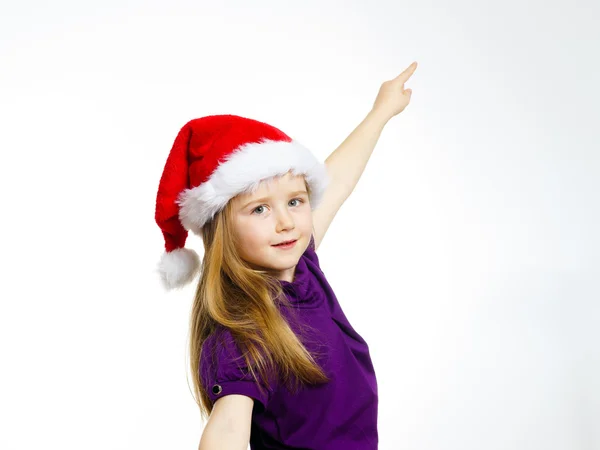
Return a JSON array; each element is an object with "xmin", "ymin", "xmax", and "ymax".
[{"xmin": 188, "ymin": 181, "xmax": 330, "ymax": 422}]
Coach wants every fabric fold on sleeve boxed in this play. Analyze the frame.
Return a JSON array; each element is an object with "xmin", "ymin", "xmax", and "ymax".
[{"xmin": 199, "ymin": 326, "xmax": 273, "ymax": 410}]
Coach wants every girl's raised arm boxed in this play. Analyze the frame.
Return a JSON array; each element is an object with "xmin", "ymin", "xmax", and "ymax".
[{"xmin": 312, "ymin": 61, "xmax": 417, "ymax": 250}]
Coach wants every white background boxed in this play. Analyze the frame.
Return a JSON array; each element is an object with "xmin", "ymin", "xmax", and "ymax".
[{"xmin": 1, "ymin": 1, "xmax": 598, "ymax": 449}]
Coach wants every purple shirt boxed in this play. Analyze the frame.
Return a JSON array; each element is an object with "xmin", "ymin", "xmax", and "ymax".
[{"xmin": 200, "ymin": 236, "xmax": 379, "ymax": 449}]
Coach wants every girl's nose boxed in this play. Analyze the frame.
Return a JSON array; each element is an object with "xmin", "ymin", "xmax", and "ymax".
[{"xmin": 276, "ymin": 210, "xmax": 295, "ymax": 232}]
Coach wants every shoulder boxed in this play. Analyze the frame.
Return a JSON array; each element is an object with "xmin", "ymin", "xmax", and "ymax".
[
  {"xmin": 303, "ymin": 234, "xmax": 321, "ymax": 267},
  {"xmin": 200, "ymin": 327, "xmax": 246, "ymax": 379},
  {"xmin": 199, "ymin": 326, "xmax": 274, "ymax": 411}
]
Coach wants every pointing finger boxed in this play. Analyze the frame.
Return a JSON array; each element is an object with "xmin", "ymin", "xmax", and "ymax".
[{"xmin": 395, "ymin": 61, "xmax": 418, "ymax": 83}]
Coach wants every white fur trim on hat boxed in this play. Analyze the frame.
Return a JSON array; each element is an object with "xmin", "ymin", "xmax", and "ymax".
[
  {"xmin": 177, "ymin": 139, "xmax": 329, "ymax": 234},
  {"xmin": 158, "ymin": 247, "xmax": 201, "ymax": 290}
]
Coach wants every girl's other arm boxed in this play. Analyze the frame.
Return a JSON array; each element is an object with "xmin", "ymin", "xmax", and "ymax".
[
  {"xmin": 198, "ymin": 394, "xmax": 254, "ymax": 450},
  {"xmin": 312, "ymin": 111, "xmax": 387, "ymax": 250},
  {"xmin": 312, "ymin": 61, "xmax": 417, "ymax": 250},
  {"xmin": 323, "ymin": 61, "xmax": 417, "ymax": 198}
]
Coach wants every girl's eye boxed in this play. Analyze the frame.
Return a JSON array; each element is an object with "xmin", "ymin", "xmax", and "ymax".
[{"xmin": 251, "ymin": 198, "xmax": 304, "ymax": 215}]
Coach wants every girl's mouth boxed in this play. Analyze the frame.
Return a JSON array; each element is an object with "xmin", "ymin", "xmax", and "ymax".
[{"xmin": 273, "ymin": 239, "xmax": 297, "ymax": 249}]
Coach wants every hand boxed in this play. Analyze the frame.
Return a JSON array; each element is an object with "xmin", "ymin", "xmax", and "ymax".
[{"xmin": 371, "ymin": 61, "xmax": 417, "ymax": 122}]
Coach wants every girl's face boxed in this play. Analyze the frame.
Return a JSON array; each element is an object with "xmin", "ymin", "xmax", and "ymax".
[{"xmin": 230, "ymin": 171, "xmax": 313, "ymax": 282}]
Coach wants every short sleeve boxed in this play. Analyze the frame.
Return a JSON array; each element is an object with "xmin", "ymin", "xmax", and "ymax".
[
  {"xmin": 199, "ymin": 327, "xmax": 274, "ymax": 410},
  {"xmin": 303, "ymin": 233, "xmax": 321, "ymax": 267}
]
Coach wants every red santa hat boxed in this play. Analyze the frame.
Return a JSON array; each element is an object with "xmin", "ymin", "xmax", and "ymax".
[{"xmin": 155, "ymin": 114, "xmax": 329, "ymax": 290}]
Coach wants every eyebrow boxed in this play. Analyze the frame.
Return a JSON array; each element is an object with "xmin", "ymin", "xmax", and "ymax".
[{"xmin": 241, "ymin": 190, "xmax": 308, "ymax": 209}]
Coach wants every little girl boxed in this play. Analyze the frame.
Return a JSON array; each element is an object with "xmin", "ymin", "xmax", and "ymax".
[{"xmin": 154, "ymin": 62, "xmax": 417, "ymax": 450}]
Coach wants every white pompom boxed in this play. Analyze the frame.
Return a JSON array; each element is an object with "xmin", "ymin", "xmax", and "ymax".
[{"xmin": 158, "ymin": 247, "xmax": 200, "ymax": 290}]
